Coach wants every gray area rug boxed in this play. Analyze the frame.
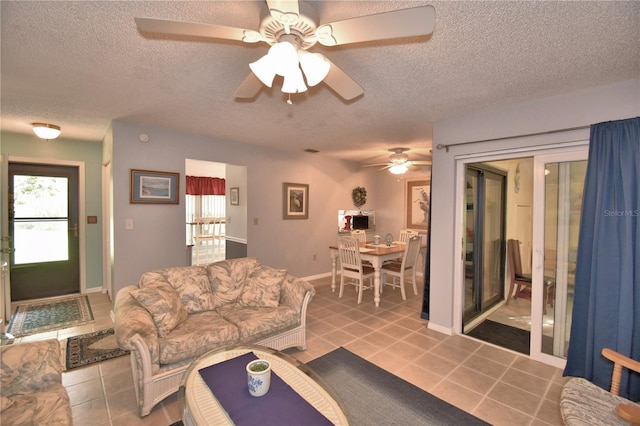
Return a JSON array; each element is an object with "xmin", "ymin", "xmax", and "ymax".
[{"xmin": 306, "ymin": 347, "xmax": 490, "ymax": 426}]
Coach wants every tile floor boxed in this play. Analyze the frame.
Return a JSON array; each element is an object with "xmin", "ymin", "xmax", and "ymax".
[{"xmin": 8, "ymin": 276, "xmax": 568, "ymax": 426}]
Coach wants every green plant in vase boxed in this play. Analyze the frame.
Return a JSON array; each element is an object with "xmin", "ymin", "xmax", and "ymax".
[{"xmin": 249, "ymin": 362, "xmax": 269, "ymax": 372}]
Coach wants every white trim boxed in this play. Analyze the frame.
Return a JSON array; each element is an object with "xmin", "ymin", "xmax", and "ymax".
[
  {"xmin": 7, "ymin": 156, "xmax": 87, "ymax": 294},
  {"xmin": 427, "ymin": 321, "xmax": 453, "ymax": 336},
  {"xmin": 224, "ymin": 235, "xmax": 247, "ymax": 244},
  {"xmin": 302, "ymin": 271, "xmax": 332, "ymax": 281},
  {"xmin": 101, "ymin": 162, "xmax": 111, "ymax": 298}
]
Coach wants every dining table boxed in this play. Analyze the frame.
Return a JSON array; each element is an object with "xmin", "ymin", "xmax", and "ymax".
[{"xmin": 329, "ymin": 241, "xmax": 426, "ymax": 307}]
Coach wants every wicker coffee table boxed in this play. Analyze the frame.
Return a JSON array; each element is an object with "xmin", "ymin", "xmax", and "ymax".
[{"xmin": 181, "ymin": 345, "xmax": 349, "ymax": 425}]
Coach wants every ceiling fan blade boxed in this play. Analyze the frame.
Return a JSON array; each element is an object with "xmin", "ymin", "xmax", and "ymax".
[
  {"xmin": 362, "ymin": 163, "xmax": 390, "ymax": 168},
  {"xmin": 234, "ymin": 73, "xmax": 264, "ymax": 99},
  {"xmin": 322, "ymin": 60, "xmax": 364, "ymax": 101},
  {"xmin": 316, "ymin": 5, "xmax": 435, "ymax": 47},
  {"xmin": 411, "ymin": 160, "xmax": 432, "ymax": 166},
  {"xmin": 135, "ymin": 17, "xmax": 261, "ymax": 43}
]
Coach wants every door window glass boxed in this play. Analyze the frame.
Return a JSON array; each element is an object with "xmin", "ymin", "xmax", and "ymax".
[{"xmin": 12, "ymin": 175, "xmax": 69, "ymax": 264}]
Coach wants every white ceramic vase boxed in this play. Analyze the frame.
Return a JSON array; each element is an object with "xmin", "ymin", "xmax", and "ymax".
[{"xmin": 246, "ymin": 359, "xmax": 271, "ymax": 397}]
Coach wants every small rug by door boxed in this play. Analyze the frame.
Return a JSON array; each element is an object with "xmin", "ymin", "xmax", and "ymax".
[
  {"xmin": 306, "ymin": 347, "xmax": 489, "ymax": 426},
  {"xmin": 467, "ymin": 319, "xmax": 530, "ymax": 354},
  {"xmin": 66, "ymin": 328, "xmax": 130, "ymax": 370},
  {"xmin": 7, "ymin": 295, "xmax": 94, "ymax": 337}
]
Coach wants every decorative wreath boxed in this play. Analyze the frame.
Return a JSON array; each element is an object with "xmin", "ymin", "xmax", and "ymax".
[{"xmin": 352, "ymin": 186, "xmax": 367, "ymax": 208}]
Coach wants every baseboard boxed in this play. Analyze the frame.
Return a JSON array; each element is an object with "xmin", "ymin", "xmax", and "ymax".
[
  {"xmin": 302, "ymin": 271, "xmax": 333, "ymax": 281},
  {"xmin": 427, "ymin": 321, "xmax": 453, "ymax": 336}
]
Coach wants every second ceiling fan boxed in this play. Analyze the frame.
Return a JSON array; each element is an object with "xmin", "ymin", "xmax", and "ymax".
[
  {"xmin": 135, "ymin": 1, "xmax": 436, "ymax": 101},
  {"xmin": 364, "ymin": 148, "xmax": 432, "ymax": 175}
]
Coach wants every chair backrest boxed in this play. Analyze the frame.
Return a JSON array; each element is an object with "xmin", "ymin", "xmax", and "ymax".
[
  {"xmin": 195, "ymin": 217, "xmax": 216, "ymax": 236},
  {"xmin": 507, "ymin": 239, "xmax": 525, "ymax": 278},
  {"xmin": 399, "ymin": 229, "xmax": 419, "ymax": 243},
  {"xmin": 339, "ymin": 236, "xmax": 363, "ymax": 273},
  {"xmin": 350, "ymin": 229, "xmax": 367, "ymax": 244},
  {"xmin": 401, "ymin": 236, "xmax": 422, "ymax": 269},
  {"xmin": 213, "ymin": 217, "xmax": 225, "ymax": 237}
]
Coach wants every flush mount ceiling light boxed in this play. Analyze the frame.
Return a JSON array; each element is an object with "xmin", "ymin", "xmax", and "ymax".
[{"xmin": 32, "ymin": 123, "xmax": 61, "ymax": 140}]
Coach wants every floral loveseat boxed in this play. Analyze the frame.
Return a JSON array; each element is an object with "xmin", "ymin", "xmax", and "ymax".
[
  {"xmin": 0, "ymin": 339, "xmax": 72, "ymax": 425},
  {"xmin": 114, "ymin": 257, "xmax": 315, "ymax": 416}
]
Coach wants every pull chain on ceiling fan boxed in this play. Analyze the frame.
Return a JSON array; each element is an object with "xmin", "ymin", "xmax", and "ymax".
[{"xmin": 134, "ymin": 1, "xmax": 436, "ymax": 101}]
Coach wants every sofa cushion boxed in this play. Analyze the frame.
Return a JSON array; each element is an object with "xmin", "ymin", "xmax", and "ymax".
[
  {"xmin": 1, "ymin": 384, "xmax": 72, "ymax": 426},
  {"xmin": 207, "ymin": 257, "xmax": 260, "ymax": 307},
  {"xmin": 218, "ymin": 305, "xmax": 299, "ymax": 342},
  {"xmin": 158, "ymin": 311, "xmax": 240, "ymax": 365},
  {"xmin": 236, "ymin": 265, "xmax": 287, "ymax": 308},
  {"xmin": 130, "ymin": 282, "xmax": 188, "ymax": 338},
  {"xmin": 139, "ymin": 267, "xmax": 216, "ymax": 314},
  {"xmin": 164, "ymin": 266, "xmax": 217, "ymax": 314}
]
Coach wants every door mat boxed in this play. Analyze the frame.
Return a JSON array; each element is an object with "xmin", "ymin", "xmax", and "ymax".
[
  {"xmin": 66, "ymin": 328, "xmax": 129, "ymax": 370},
  {"xmin": 7, "ymin": 295, "xmax": 94, "ymax": 337},
  {"xmin": 467, "ymin": 319, "xmax": 531, "ymax": 354}
]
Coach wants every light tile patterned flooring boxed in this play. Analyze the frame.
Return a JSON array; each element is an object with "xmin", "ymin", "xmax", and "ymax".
[{"xmin": 9, "ymin": 276, "xmax": 568, "ymax": 425}]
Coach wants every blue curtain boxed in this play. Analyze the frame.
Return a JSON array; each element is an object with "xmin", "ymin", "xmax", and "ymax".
[{"xmin": 564, "ymin": 117, "xmax": 640, "ymax": 401}]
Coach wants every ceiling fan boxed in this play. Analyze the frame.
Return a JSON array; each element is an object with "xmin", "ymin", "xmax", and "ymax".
[
  {"xmin": 134, "ymin": 1, "xmax": 436, "ymax": 101},
  {"xmin": 364, "ymin": 147, "xmax": 432, "ymax": 175}
]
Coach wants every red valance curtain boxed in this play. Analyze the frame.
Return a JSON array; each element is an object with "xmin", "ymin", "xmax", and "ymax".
[{"xmin": 186, "ymin": 176, "xmax": 226, "ymax": 195}]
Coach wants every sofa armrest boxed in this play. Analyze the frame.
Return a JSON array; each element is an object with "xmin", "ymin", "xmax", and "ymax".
[
  {"xmin": 114, "ymin": 285, "xmax": 160, "ymax": 368},
  {"xmin": 280, "ymin": 274, "xmax": 315, "ymax": 314},
  {"xmin": 0, "ymin": 339, "xmax": 63, "ymax": 395}
]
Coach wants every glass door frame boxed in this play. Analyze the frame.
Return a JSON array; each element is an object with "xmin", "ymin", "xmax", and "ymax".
[
  {"xmin": 531, "ymin": 149, "xmax": 588, "ymax": 368},
  {"xmin": 452, "ymin": 142, "xmax": 588, "ymax": 367}
]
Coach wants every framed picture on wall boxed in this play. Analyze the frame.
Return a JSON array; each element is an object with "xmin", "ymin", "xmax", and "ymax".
[
  {"xmin": 230, "ymin": 187, "xmax": 239, "ymax": 205},
  {"xmin": 406, "ymin": 179, "xmax": 430, "ymax": 230},
  {"xmin": 283, "ymin": 182, "xmax": 309, "ymax": 220},
  {"xmin": 130, "ymin": 169, "xmax": 180, "ymax": 204}
]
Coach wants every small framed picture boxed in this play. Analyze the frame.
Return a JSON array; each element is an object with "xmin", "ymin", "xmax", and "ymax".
[
  {"xmin": 130, "ymin": 169, "xmax": 180, "ymax": 204},
  {"xmin": 406, "ymin": 179, "xmax": 430, "ymax": 230},
  {"xmin": 230, "ymin": 187, "xmax": 239, "ymax": 205},
  {"xmin": 283, "ymin": 182, "xmax": 309, "ymax": 220}
]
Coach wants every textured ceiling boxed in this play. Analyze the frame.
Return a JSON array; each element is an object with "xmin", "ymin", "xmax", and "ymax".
[{"xmin": 1, "ymin": 1, "xmax": 638, "ymax": 166}]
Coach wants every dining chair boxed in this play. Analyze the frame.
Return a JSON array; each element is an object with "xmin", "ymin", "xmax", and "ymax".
[
  {"xmin": 506, "ymin": 239, "xmax": 532, "ymax": 303},
  {"xmin": 380, "ymin": 236, "xmax": 421, "ymax": 300},
  {"xmin": 213, "ymin": 217, "xmax": 226, "ymax": 256},
  {"xmin": 194, "ymin": 217, "xmax": 216, "ymax": 264},
  {"xmin": 350, "ymin": 229, "xmax": 367, "ymax": 244},
  {"xmin": 506, "ymin": 239, "xmax": 555, "ymax": 313},
  {"xmin": 350, "ymin": 229, "xmax": 372, "ymax": 266},
  {"xmin": 398, "ymin": 229, "xmax": 419, "ymax": 243},
  {"xmin": 387, "ymin": 229, "xmax": 420, "ymax": 264},
  {"xmin": 338, "ymin": 236, "xmax": 375, "ymax": 304}
]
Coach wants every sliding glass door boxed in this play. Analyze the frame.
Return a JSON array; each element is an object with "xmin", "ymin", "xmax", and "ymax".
[
  {"xmin": 463, "ymin": 165, "xmax": 506, "ymax": 325},
  {"xmin": 531, "ymin": 150, "xmax": 588, "ymax": 366}
]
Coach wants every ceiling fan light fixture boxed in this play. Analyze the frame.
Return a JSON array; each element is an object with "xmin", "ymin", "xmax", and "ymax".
[
  {"xmin": 249, "ymin": 55, "xmax": 277, "ymax": 87},
  {"xmin": 32, "ymin": 123, "xmax": 61, "ymax": 140},
  {"xmin": 299, "ymin": 52, "xmax": 330, "ymax": 87},
  {"xmin": 282, "ymin": 67, "xmax": 307, "ymax": 93},
  {"xmin": 389, "ymin": 164, "xmax": 409, "ymax": 175},
  {"xmin": 269, "ymin": 41, "xmax": 299, "ymax": 76}
]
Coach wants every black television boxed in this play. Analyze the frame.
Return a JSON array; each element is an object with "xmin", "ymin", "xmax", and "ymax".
[{"xmin": 352, "ymin": 215, "xmax": 369, "ymax": 230}]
